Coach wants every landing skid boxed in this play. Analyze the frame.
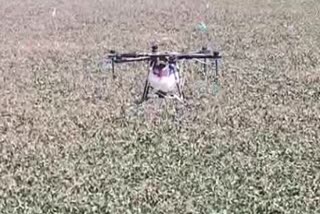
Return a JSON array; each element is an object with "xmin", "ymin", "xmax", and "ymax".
[{"xmin": 139, "ymin": 82, "xmax": 184, "ymax": 104}]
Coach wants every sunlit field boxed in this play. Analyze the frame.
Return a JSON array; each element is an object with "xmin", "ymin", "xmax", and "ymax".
[{"xmin": 0, "ymin": 0, "xmax": 319, "ymax": 213}]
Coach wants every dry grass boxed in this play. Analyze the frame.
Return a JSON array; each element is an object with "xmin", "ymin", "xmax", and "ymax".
[{"xmin": 0, "ymin": 0, "xmax": 320, "ymax": 213}]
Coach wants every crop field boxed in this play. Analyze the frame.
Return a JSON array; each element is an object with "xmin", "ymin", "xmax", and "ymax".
[{"xmin": 0, "ymin": 0, "xmax": 320, "ymax": 213}]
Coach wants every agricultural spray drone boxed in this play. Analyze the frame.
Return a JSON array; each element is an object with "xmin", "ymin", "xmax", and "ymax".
[{"xmin": 104, "ymin": 44, "xmax": 222, "ymax": 103}]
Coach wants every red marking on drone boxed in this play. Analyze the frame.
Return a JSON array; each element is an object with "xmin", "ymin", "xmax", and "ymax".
[{"xmin": 153, "ymin": 68, "xmax": 169, "ymax": 78}]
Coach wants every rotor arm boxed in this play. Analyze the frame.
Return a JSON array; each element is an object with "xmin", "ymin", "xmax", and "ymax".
[
  {"xmin": 108, "ymin": 52, "xmax": 221, "ymax": 61},
  {"xmin": 113, "ymin": 56, "xmax": 150, "ymax": 63}
]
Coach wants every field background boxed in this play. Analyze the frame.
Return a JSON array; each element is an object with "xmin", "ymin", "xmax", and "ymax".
[{"xmin": 0, "ymin": 0, "xmax": 320, "ymax": 213}]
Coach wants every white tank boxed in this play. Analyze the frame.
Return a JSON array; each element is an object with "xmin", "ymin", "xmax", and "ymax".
[{"xmin": 148, "ymin": 64, "xmax": 179, "ymax": 93}]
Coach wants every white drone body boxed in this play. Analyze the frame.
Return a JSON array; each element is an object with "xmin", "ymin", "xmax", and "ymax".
[{"xmin": 148, "ymin": 64, "xmax": 180, "ymax": 93}]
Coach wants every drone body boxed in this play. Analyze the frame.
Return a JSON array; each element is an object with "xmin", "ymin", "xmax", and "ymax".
[
  {"xmin": 148, "ymin": 63, "xmax": 179, "ymax": 93},
  {"xmin": 105, "ymin": 45, "xmax": 222, "ymax": 103}
]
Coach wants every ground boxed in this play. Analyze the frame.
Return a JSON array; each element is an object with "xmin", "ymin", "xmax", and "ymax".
[{"xmin": 0, "ymin": 0, "xmax": 320, "ymax": 213}]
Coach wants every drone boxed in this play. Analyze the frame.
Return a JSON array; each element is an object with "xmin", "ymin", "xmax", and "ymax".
[{"xmin": 104, "ymin": 44, "xmax": 222, "ymax": 103}]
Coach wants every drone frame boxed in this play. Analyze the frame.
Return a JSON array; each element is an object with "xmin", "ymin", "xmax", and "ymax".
[{"xmin": 106, "ymin": 45, "xmax": 222, "ymax": 103}]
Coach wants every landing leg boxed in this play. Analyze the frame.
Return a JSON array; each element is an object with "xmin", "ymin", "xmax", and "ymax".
[
  {"xmin": 215, "ymin": 59, "xmax": 218, "ymax": 77},
  {"xmin": 141, "ymin": 79, "xmax": 150, "ymax": 103},
  {"xmin": 173, "ymin": 62, "xmax": 184, "ymax": 102},
  {"xmin": 139, "ymin": 61, "xmax": 153, "ymax": 104},
  {"xmin": 176, "ymin": 82, "xmax": 183, "ymax": 100},
  {"xmin": 155, "ymin": 90, "xmax": 167, "ymax": 98},
  {"xmin": 112, "ymin": 59, "xmax": 115, "ymax": 79}
]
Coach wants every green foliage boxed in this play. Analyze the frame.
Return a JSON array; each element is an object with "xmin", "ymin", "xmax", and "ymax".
[{"xmin": 0, "ymin": 0, "xmax": 319, "ymax": 213}]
